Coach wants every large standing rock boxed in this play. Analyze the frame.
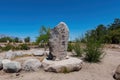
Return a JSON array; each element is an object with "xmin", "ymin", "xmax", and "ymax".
[
  {"xmin": 3, "ymin": 61, "xmax": 21, "ymax": 73},
  {"xmin": 113, "ymin": 64, "xmax": 120, "ymax": 80},
  {"xmin": 42, "ymin": 57, "xmax": 83, "ymax": 73},
  {"xmin": 0, "ymin": 59, "xmax": 3, "ymax": 70},
  {"xmin": 48, "ymin": 22, "xmax": 69, "ymax": 60},
  {"xmin": 23, "ymin": 59, "xmax": 42, "ymax": 71}
]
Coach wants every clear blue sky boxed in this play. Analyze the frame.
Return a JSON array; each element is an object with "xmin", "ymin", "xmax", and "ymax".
[{"xmin": 0, "ymin": 0, "xmax": 120, "ymax": 41}]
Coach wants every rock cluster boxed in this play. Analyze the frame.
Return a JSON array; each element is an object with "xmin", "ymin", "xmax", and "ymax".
[
  {"xmin": 0, "ymin": 22, "xmax": 83, "ymax": 73},
  {"xmin": 5, "ymin": 50, "xmax": 48, "ymax": 59},
  {"xmin": 0, "ymin": 59, "xmax": 42, "ymax": 73}
]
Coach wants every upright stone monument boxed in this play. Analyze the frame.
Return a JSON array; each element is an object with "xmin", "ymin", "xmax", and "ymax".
[
  {"xmin": 48, "ymin": 22, "xmax": 69, "ymax": 60},
  {"xmin": 43, "ymin": 22, "xmax": 83, "ymax": 73}
]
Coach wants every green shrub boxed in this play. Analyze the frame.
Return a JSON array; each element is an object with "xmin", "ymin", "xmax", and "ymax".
[
  {"xmin": 67, "ymin": 42, "xmax": 73, "ymax": 52},
  {"xmin": 19, "ymin": 44, "xmax": 30, "ymax": 50},
  {"xmin": 84, "ymin": 37, "xmax": 104, "ymax": 62},
  {"xmin": 73, "ymin": 40, "xmax": 83, "ymax": 57},
  {"xmin": 2, "ymin": 44, "xmax": 14, "ymax": 51}
]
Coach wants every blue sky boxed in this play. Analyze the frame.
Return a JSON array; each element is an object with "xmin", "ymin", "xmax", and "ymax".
[{"xmin": 0, "ymin": 0, "xmax": 120, "ymax": 41}]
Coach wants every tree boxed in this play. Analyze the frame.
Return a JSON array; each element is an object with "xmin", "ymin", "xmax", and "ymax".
[
  {"xmin": 0, "ymin": 37, "xmax": 13, "ymax": 42},
  {"xmin": 14, "ymin": 37, "xmax": 19, "ymax": 43},
  {"xmin": 24, "ymin": 37, "xmax": 30, "ymax": 43},
  {"xmin": 36, "ymin": 26, "xmax": 50, "ymax": 50}
]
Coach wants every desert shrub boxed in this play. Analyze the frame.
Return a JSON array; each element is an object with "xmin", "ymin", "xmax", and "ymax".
[
  {"xmin": 2, "ymin": 44, "xmax": 15, "ymax": 51},
  {"xmin": 38, "ymin": 43, "xmax": 45, "ymax": 48},
  {"xmin": 67, "ymin": 42, "xmax": 73, "ymax": 52},
  {"xmin": 84, "ymin": 33, "xmax": 104, "ymax": 62},
  {"xmin": 73, "ymin": 39, "xmax": 83, "ymax": 57},
  {"xmin": 19, "ymin": 44, "xmax": 30, "ymax": 50}
]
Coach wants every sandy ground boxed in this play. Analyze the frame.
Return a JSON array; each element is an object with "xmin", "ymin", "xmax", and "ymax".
[{"xmin": 0, "ymin": 48, "xmax": 120, "ymax": 80}]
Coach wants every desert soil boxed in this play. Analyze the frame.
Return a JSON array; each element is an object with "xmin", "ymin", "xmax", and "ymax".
[{"xmin": 0, "ymin": 48, "xmax": 120, "ymax": 80}]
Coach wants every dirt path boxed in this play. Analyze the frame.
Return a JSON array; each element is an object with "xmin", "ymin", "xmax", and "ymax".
[{"xmin": 0, "ymin": 49, "xmax": 120, "ymax": 80}]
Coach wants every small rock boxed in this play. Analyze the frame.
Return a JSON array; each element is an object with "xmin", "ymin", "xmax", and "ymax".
[
  {"xmin": 3, "ymin": 61, "xmax": 21, "ymax": 73},
  {"xmin": 23, "ymin": 59, "xmax": 42, "ymax": 71},
  {"xmin": 42, "ymin": 57, "xmax": 83, "ymax": 73},
  {"xmin": 16, "ymin": 73, "xmax": 20, "ymax": 76}
]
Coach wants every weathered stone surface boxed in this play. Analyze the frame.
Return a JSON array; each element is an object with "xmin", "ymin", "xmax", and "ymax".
[
  {"xmin": 42, "ymin": 57, "xmax": 83, "ymax": 73},
  {"xmin": 23, "ymin": 59, "xmax": 42, "ymax": 71},
  {"xmin": 32, "ymin": 50, "xmax": 44, "ymax": 56},
  {"xmin": 2, "ymin": 59, "xmax": 11, "ymax": 65},
  {"xmin": 5, "ymin": 50, "xmax": 16, "ymax": 59},
  {"xmin": 3, "ymin": 61, "xmax": 21, "ymax": 73},
  {"xmin": 113, "ymin": 64, "xmax": 120, "ymax": 80},
  {"xmin": 15, "ymin": 51, "xmax": 23, "ymax": 57},
  {"xmin": 48, "ymin": 22, "xmax": 69, "ymax": 60},
  {"xmin": 0, "ymin": 59, "xmax": 3, "ymax": 70}
]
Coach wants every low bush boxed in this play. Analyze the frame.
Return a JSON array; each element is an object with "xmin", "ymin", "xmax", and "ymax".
[
  {"xmin": 2, "ymin": 44, "xmax": 15, "ymax": 51},
  {"xmin": 67, "ymin": 42, "xmax": 73, "ymax": 52},
  {"xmin": 19, "ymin": 44, "xmax": 30, "ymax": 50},
  {"xmin": 73, "ymin": 39, "xmax": 83, "ymax": 57},
  {"xmin": 84, "ymin": 36, "xmax": 104, "ymax": 62}
]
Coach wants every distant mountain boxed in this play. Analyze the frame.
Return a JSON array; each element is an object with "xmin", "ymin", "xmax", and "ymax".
[
  {"xmin": 0, "ymin": 34, "xmax": 20, "ymax": 39},
  {"xmin": 0, "ymin": 34, "xmax": 8, "ymax": 38}
]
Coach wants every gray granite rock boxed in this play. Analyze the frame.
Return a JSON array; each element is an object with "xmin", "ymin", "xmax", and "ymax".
[
  {"xmin": 0, "ymin": 59, "xmax": 3, "ymax": 70},
  {"xmin": 3, "ymin": 61, "xmax": 21, "ymax": 73},
  {"xmin": 42, "ymin": 57, "xmax": 83, "ymax": 73},
  {"xmin": 23, "ymin": 59, "xmax": 42, "ymax": 71},
  {"xmin": 32, "ymin": 50, "xmax": 44, "ymax": 56},
  {"xmin": 48, "ymin": 22, "xmax": 69, "ymax": 60},
  {"xmin": 5, "ymin": 50, "xmax": 16, "ymax": 59},
  {"xmin": 113, "ymin": 64, "xmax": 120, "ymax": 80}
]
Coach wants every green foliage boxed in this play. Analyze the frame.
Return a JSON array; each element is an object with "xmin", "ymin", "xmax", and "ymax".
[
  {"xmin": 14, "ymin": 37, "xmax": 19, "ymax": 43},
  {"xmin": 83, "ymin": 18, "xmax": 120, "ymax": 44},
  {"xmin": 1, "ymin": 44, "xmax": 15, "ymax": 51},
  {"xmin": 24, "ymin": 37, "xmax": 30, "ymax": 43},
  {"xmin": 36, "ymin": 26, "xmax": 50, "ymax": 44},
  {"xmin": 0, "ymin": 37, "xmax": 13, "ymax": 42},
  {"xmin": 19, "ymin": 44, "xmax": 30, "ymax": 50},
  {"xmin": 73, "ymin": 39, "xmax": 83, "ymax": 57},
  {"xmin": 84, "ymin": 32, "xmax": 104, "ymax": 62},
  {"xmin": 0, "ymin": 44, "xmax": 30, "ymax": 51},
  {"xmin": 67, "ymin": 41, "xmax": 73, "ymax": 52},
  {"xmin": 36, "ymin": 26, "xmax": 50, "ymax": 50}
]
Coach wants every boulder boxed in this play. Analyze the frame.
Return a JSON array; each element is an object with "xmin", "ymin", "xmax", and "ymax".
[
  {"xmin": 32, "ymin": 50, "xmax": 44, "ymax": 56},
  {"xmin": 5, "ymin": 50, "xmax": 16, "ymax": 59},
  {"xmin": 3, "ymin": 61, "xmax": 21, "ymax": 73},
  {"xmin": 42, "ymin": 57, "xmax": 83, "ymax": 73},
  {"xmin": 15, "ymin": 51, "xmax": 23, "ymax": 57},
  {"xmin": 23, "ymin": 59, "xmax": 42, "ymax": 71},
  {"xmin": 2, "ymin": 59, "xmax": 11, "ymax": 65},
  {"xmin": 113, "ymin": 64, "xmax": 120, "ymax": 80}
]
